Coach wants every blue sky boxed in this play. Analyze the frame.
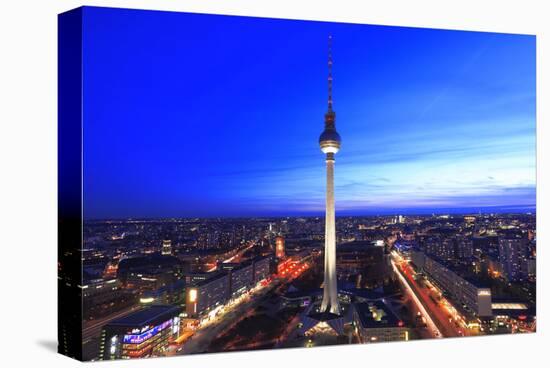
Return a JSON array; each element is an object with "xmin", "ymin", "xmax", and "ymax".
[{"xmin": 81, "ymin": 7, "xmax": 536, "ymax": 219}]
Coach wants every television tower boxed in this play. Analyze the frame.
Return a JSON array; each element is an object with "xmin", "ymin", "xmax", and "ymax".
[{"xmin": 319, "ymin": 35, "xmax": 341, "ymax": 315}]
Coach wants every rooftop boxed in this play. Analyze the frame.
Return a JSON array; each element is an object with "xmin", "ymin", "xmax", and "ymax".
[
  {"xmin": 337, "ymin": 241, "xmax": 382, "ymax": 253},
  {"xmin": 353, "ymin": 301, "xmax": 403, "ymax": 329},
  {"xmin": 425, "ymin": 254, "xmax": 491, "ymax": 288},
  {"xmin": 106, "ymin": 305, "xmax": 181, "ymax": 327},
  {"xmin": 195, "ymin": 271, "xmax": 229, "ymax": 287}
]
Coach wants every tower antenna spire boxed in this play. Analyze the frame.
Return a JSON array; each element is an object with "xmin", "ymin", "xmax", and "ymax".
[{"xmin": 328, "ymin": 34, "xmax": 333, "ymax": 111}]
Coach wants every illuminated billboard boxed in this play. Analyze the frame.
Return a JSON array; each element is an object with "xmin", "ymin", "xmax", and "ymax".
[{"xmin": 122, "ymin": 320, "xmax": 172, "ymax": 344}]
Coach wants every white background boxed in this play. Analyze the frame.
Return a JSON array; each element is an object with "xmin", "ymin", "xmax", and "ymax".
[{"xmin": 0, "ymin": 0, "xmax": 548, "ymax": 367}]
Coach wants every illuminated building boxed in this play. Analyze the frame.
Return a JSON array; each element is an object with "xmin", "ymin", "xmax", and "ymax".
[
  {"xmin": 352, "ymin": 302, "xmax": 409, "ymax": 343},
  {"xmin": 104, "ymin": 261, "xmax": 118, "ymax": 278},
  {"xmin": 336, "ymin": 241, "xmax": 391, "ymax": 288},
  {"xmin": 183, "ymin": 272, "xmax": 211, "ymax": 284},
  {"xmin": 117, "ymin": 254, "xmax": 183, "ymax": 290},
  {"xmin": 418, "ymin": 253, "xmax": 493, "ymax": 317},
  {"xmin": 498, "ymin": 236, "xmax": 528, "ymax": 282},
  {"xmin": 82, "ymin": 278, "xmax": 137, "ymax": 320},
  {"xmin": 161, "ymin": 239, "xmax": 172, "ymax": 256},
  {"xmin": 275, "ymin": 236, "xmax": 285, "ymax": 259},
  {"xmin": 139, "ymin": 279, "xmax": 186, "ymax": 306},
  {"xmin": 425, "ymin": 235, "xmax": 455, "ymax": 261},
  {"xmin": 319, "ymin": 35, "xmax": 341, "ymax": 316},
  {"xmin": 82, "ymin": 278, "xmax": 121, "ymax": 299},
  {"xmin": 491, "ymin": 302, "xmax": 536, "ymax": 333},
  {"xmin": 253, "ymin": 255, "xmax": 271, "ymax": 283},
  {"xmin": 456, "ymin": 235, "xmax": 474, "ymax": 260},
  {"xmin": 186, "ymin": 272, "xmax": 229, "ymax": 317},
  {"xmin": 99, "ymin": 305, "xmax": 181, "ymax": 360},
  {"xmin": 229, "ymin": 260, "xmax": 254, "ymax": 297},
  {"xmin": 185, "ymin": 256, "xmax": 273, "ymax": 318}
]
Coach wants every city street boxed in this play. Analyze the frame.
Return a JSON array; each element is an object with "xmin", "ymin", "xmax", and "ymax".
[
  {"xmin": 177, "ymin": 279, "xmax": 280, "ymax": 354},
  {"xmin": 391, "ymin": 252, "xmax": 467, "ymax": 338}
]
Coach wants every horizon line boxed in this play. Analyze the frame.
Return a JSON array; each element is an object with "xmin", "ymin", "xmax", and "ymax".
[{"xmin": 84, "ymin": 209, "xmax": 536, "ymax": 222}]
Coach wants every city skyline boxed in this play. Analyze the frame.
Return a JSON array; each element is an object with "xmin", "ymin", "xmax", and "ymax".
[
  {"xmin": 82, "ymin": 7, "xmax": 536, "ymax": 219},
  {"xmin": 57, "ymin": 7, "xmax": 537, "ymax": 361}
]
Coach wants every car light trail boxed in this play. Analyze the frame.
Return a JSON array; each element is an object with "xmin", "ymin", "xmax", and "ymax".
[{"xmin": 391, "ymin": 258, "xmax": 442, "ymax": 338}]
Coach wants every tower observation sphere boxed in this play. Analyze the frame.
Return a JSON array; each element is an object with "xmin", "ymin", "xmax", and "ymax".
[{"xmin": 319, "ymin": 124, "xmax": 341, "ymax": 154}]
